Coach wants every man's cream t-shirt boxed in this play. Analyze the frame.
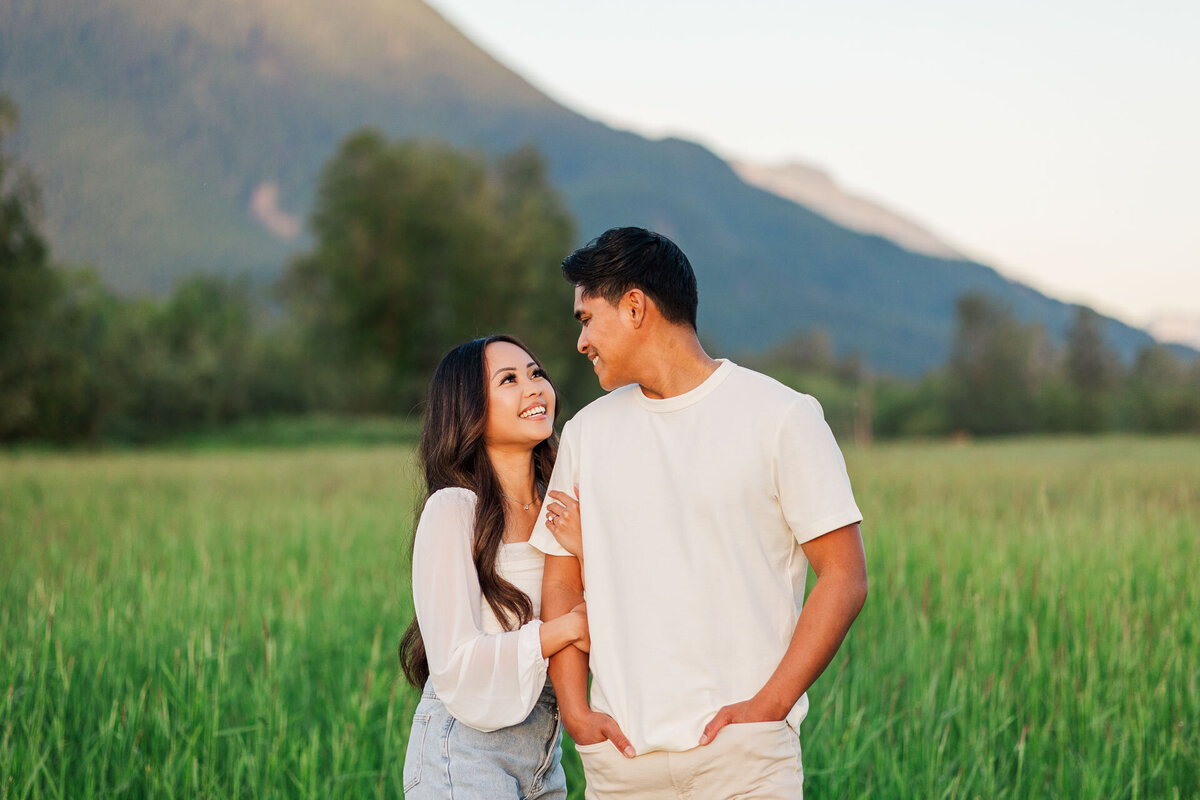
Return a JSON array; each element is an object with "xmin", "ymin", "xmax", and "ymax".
[{"xmin": 529, "ymin": 360, "xmax": 862, "ymax": 755}]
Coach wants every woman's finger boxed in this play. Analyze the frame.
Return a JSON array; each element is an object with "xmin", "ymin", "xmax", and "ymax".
[
  {"xmin": 546, "ymin": 501, "xmax": 567, "ymax": 517},
  {"xmin": 548, "ymin": 490, "xmax": 578, "ymax": 511}
]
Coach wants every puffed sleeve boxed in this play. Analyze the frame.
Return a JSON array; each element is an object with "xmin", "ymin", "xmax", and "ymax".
[{"xmin": 411, "ymin": 488, "xmax": 548, "ymax": 731}]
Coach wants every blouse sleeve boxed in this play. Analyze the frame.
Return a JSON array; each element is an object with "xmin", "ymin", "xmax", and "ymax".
[{"xmin": 411, "ymin": 488, "xmax": 548, "ymax": 732}]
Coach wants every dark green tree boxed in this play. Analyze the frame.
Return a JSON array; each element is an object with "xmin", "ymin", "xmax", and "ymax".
[
  {"xmin": 282, "ymin": 131, "xmax": 583, "ymax": 412},
  {"xmin": 946, "ymin": 293, "xmax": 1045, "ymax": 435},
  {"xmin": 0, "ymin": 97, "xmax": 47, "ymax": 276},
  {"xmin": 1064, "ymin": 305, "xmax": 1120, "ymax": 431},
  {"xmin": 111, "ymin": 275, "xmax": 259, "ymax": 439},
  {"xmin": 1123, "ymin": 344, "xmax": 1200, "ymax": 432},
  {"xmin": 0, "ymin": 93, "xmax": 63, "ymax": 440}
]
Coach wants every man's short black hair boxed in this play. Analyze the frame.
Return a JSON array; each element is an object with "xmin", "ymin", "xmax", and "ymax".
[{"xmin": 562, "ymin": 227, "xmax": 699, "ymax": 329}]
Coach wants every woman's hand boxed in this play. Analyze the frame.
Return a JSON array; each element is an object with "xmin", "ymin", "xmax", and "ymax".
[
  {"xmin": 540, "ymin": 600, "xmax": 590, "ymax": 658},
  {"xmin": 545, "ymin": 487, "xmax": 583, "ymax": 560},
  {"xmin": 568, "ymin": 601, "xmax": 589, "ymax": 653}
]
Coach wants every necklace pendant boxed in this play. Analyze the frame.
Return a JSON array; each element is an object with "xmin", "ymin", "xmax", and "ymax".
[{"xmin": 503, "ymin": 491, "xmax": 537, "ymax": 511}]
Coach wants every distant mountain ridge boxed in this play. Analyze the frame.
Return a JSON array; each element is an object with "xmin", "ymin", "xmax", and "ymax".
[
  {"xmin": 0, "ymin": 0, "xmax": 1180, "ymax": 375},
  {"xmin": 1148, "ymin": 313, "xmax": 1200, "ymax": 350},
  {"xmin": 730, "ymin": 160, "xmax": 964, "ymax": 261}
]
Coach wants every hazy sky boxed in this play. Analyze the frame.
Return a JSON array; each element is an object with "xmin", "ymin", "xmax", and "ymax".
[{"xmin": 425, "ymin": 0, "xmax": 1199, "ymax": 331}]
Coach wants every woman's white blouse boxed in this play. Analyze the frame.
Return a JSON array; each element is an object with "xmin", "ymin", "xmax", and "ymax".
[{"xmin": 411, "ymin": 487, "xmax": 548, "ymax": 732}]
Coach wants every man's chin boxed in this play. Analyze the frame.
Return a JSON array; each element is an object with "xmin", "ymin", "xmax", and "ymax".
[
  {"xmin": 595, "ymin": 369, "xmax": 618, "ymax": 392},
  {"xmin": 597, "ymin": 376, "xmax": 634, "ymax": 392}
]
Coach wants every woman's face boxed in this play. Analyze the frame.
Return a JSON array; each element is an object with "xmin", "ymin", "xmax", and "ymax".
[{"xmin": 483, "ymin": 341, "xmax": 556, "ymax": 450}]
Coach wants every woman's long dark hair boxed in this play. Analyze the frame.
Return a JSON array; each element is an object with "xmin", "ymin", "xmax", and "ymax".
[{"xmin": 399, "ymin": 335, "xmax": 559, "ymax": 688}]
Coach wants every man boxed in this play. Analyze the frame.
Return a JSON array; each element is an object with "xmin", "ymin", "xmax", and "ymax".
[{"xmin": 529, "ymin": 227, "xmax": 867, "ymax": 799}]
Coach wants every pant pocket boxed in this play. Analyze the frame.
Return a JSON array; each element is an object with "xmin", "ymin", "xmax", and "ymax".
[
  {"xmin": 714, "ymin": 721, "xmax": 796, "ymax": 768},
  {"xmin": 573, "ymin": 739, "xmax": 619, "ymax": 755},
  {"xmin": 700, "ymin": 722, "xmax": 803, "ymax": 798},
  {"xmin": 723, "ymin": 720, "xmax": 789, "ymax": 733},
  {"xmin": 575, "ymin": 740, "xmax": 625, "ymax": 799},
  {"xmin": 402, "ymin": 713, "xmax": 432, "ymax": 792}
]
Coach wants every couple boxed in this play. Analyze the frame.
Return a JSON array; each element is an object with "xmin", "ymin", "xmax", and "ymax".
[{"xmin": 399, "ymin": 227, "xmax": 867, "ymax": 799}]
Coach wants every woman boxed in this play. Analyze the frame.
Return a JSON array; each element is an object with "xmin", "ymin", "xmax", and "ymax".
[{"xmin": 399, "ymin": 335, "xmax": 588, "ymax": 799}]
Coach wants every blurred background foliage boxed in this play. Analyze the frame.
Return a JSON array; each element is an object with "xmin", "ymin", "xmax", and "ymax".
[
  {"xmin": 2, "ymin": 93, "xmax": 1198, "ymax": 446},
  {"xmin": 279, "ymin": 131, "xmax": 586, "ymax": 414}
]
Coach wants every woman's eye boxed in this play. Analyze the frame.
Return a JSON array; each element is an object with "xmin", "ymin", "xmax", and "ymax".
[
  {"xmin": 532, "ymin": 368, "xmax": 547, "ymax": 379},
  {"xmin": 500, "ymin": 374, "xmax": 515, "ymax": 384}
]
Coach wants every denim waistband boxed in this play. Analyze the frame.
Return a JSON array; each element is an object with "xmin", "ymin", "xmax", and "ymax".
[{"xmin": 422, "ymin": 678, "xmax": 557, "ymax": 707}]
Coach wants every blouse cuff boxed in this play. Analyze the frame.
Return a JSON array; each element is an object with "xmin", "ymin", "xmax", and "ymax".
[{"xmin": 518, "ymin": 619, "xmax": 550, "ymax": 681}]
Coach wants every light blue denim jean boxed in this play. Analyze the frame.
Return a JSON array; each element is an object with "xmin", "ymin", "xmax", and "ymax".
[{"xmin": 403, "ymin": 678, "xmax": 566, "ymax": 799}]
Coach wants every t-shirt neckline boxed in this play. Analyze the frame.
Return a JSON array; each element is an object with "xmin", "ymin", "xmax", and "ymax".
[{"xmin": 635, "ymin": 359, "xmax": 736, "ymax": 413}]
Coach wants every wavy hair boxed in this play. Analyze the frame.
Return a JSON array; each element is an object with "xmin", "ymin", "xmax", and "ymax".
[{"xmin": 399, "ymin": 335, "xmax": 558, "ymax": 688}]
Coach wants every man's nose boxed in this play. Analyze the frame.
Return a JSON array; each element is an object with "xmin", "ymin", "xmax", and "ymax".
[{"xmin": 577, "ymin": 329, "xmax": 588, "ymax": 355}]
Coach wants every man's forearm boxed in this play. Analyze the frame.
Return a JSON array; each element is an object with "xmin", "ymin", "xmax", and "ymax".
[
  {"xmin": 755, "ymin": 565, "xmax": 868, "ymax": 716},
  {"xmin": 548, "ymin": 639, "xmax": 591, "ymax": 720},
  {"xmin": 699, "ymin": 549, "xmax": 868, "ymax": 746},
  {"xmin": 541, "ymin": 556, "xmax": 590, "ymax": 721},
  {"xmin": 755, "ymin": 524, "xmax": 868, "ymax": 717}
]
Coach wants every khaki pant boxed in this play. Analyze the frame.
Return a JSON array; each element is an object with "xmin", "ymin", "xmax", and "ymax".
[{"xmin": 575, "ymin": 721, "xmax": 803, "ymax": 800}]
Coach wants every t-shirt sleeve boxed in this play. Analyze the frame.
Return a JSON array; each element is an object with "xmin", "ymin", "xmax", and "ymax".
[
  {"xmin": 528, "ymin": 419, "xmax": 578, "ymax": 558},
  {"xmin": 411, "ymin": 489, "xmax": 548, "ymax": 731},
  {"xmin": 774, "ymin": 395, "xmax": 863, "ymax": 545}
]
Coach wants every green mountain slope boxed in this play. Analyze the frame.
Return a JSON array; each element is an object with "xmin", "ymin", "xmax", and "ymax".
[
  {"xmin": 1, "ymin": 0, "xmax": 564, "ymax": 290},
  {"xmin": 0, "ymin": 0, "xmax": 1172, "ymax": 374}
]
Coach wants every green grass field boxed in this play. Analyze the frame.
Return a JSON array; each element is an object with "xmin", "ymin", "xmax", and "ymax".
[{"xmin": 2, "ymin": 437, "xmax": 1197, "ymax": 798}]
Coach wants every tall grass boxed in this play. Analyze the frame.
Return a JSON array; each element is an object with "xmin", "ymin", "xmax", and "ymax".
[
  {"xmin": 2, "ymin": 448, "xmax": 425, "ymax": 798},
  {"xmin": 2, "ymin": 438, "xmax": 1197, "ymax": 798},
  {"xmin": 807, "ymin": 437, "xmax": 1199, "ymax": 798}
]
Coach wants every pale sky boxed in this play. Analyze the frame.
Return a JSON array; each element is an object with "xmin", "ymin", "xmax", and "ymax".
[{"xmin": 424, "ymin": 0, "xmax": 1200, "ymax": 333}]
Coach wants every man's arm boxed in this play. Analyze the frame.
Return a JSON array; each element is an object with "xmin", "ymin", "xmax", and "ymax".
[
  {"xmin": 541, "ymin": 554, "xmax": 636, "ymax": 757},
  {"xmin": 699, "ymin": 522, "xmax": 868, "ymax": 744}
]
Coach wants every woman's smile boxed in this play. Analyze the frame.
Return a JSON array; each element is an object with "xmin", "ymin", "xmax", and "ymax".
[{"xmin": 519, "ymin": 403, "xmax": 547, "ymax": 420}]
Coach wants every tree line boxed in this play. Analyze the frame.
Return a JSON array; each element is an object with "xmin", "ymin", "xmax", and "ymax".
[
  {"xmin": 752, "ymin": 295, "xmax": 1200, "ymax": 441},
  {"xmin": 2, "ymin": 94, "xmax": 1197, "ymax": 444},
  {"xmin": 2, "ymin": 96, "xmax": 590, "ymax": 443}
]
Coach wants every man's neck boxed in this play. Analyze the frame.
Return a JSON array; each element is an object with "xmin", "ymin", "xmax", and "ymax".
[{"xmin": 636, "ymin": 334, "xmax": 722, "ymax": 400}]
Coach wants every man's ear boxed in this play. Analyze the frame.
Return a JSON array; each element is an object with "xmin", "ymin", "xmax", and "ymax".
[{"xmin": 624, "ymin": 289, "xmax": 649, "ymax": 329}]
